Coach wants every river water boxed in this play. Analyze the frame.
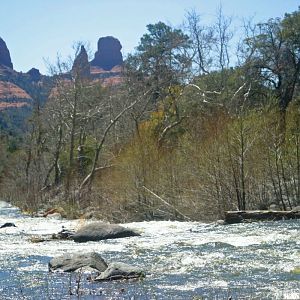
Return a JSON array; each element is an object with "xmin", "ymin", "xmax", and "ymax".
[{"xmin": 0, "ymin": 200, "xmax": 299, "ymax": 299}]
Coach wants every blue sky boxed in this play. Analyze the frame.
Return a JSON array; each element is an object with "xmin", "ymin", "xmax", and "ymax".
[{"xmin": 0, "ymin": 0, "xmax": 298, "ymax": 74}]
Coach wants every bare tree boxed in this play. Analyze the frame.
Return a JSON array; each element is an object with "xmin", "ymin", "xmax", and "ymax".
[
  {"xmin": 214, "ymin": 5, "xmax": 233, "ymax": 72},
  {"xmin": 185, "ymin": 9, "xmax": 215, "ymax": 75}
]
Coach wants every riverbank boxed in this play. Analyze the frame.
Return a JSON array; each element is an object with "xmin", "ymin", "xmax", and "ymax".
[{"xmin": 225, "ymin": 209, "xmax": 300, "ymax": 224}]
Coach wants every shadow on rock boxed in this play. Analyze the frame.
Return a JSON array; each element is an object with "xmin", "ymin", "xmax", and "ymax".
[
  {"xmin": 49, "ymin": 252, "xmax": 107, "ymax": 272},
  {"xmin": 48, "ymin": 252, "xmax": 145, "ymax": 281}
]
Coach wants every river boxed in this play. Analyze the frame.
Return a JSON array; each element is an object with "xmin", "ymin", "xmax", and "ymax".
[{"xmin": 0, "ymin": 200, "xmax": 299, "ymax": 299}]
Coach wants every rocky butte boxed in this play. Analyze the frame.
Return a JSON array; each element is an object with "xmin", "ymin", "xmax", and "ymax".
[
  {"xmin": 72, "ymin": 36, "xmax": 124, "ymax": 86},
  {"xmin": 91, "ymin": 36, "xmax": 123, "ymax": 71},
  {"xmin": 27, "ymin": 68, "xmax": 42, "ymax": 82}
]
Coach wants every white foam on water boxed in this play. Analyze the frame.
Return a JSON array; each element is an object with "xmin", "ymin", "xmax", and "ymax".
[
  {"xmin": 1, "ymin": 201, "xmax": 300, "ymax": 299},
  {"xmin": 158, "ymin": 279, "xmax": 228, "ymax": 292},
  {"xmin": 282, "ymin": 291, "xmax": 300, "ymax": 300},
  {"xmin": 270, "ymin": 287, "xmax": 300, "ymax": 300}
]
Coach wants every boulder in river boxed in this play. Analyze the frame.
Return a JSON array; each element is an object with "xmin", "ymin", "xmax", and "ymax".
[
  {"xmin": 49, "ymin": 252, "xmax": 108, "ymax": 272},
  {"xmin": 94, "ymin": 262, "xmax": 145, "ymax": 281},
  {"xmin": 0, "ymin": 222, "xmax": 16, "ymax": 228},
  {"xmin": 52, "ymin": 227, "xmax": 75, "ymax": 240},
  {"xmin": 72, "ymin": 222, "xmax": 140, "ymax": 243}
]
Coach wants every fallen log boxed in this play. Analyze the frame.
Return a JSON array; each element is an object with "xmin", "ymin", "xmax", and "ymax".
[{"xmin": 225, "ymin": 210, "xmax": 300, "ymax": 224}]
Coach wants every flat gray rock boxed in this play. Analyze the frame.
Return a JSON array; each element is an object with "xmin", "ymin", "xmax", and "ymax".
[
  {"xmin": 72, "ymin": 222, "xmax": 140, "ymax": 243},
  {"xmin": 49, "ymin": 252, "xmax": 107, "ymax": 272},
  {"xmin": 94, "ymin": 262, "xmax": 145, "ymax": 281}
]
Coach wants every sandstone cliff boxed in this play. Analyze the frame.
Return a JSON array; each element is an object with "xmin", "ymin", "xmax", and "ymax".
[{"xmin": 0, "ymin": 81, "xmax": 32, "ymax": 111}]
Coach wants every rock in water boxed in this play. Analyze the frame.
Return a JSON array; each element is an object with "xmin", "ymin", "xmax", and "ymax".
[
  {"xmin": 54, "ymin": 227, "xmax": 75, "ymax": 239},
  {"xmin": 94, "ymin": 262, "xmax": 145, "ymax": 281},
  {"xmin": 72, "ymin": 222, "xmax": 140, "ymax": 243},
  {"xmin": 49, "ymin": 252, "xmax": 108, "ymax": 272},
  {"xmin": 0, "ymin": 222, "xmax": 16, "ymax": 229},
  {"xmin": 0, "ymin": 37, "xmax": 13, "ymax": 69},
  {"xmin": 90, "ymin": 36, "xmax": 123, "ymax": 70}
]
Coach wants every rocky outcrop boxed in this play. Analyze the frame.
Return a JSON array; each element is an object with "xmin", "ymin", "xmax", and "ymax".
[
  {"xmin": 49, "ymin": 252, "xmax": 108, "ymax": 272},
  {"xmin": 72, "ymin": 222, "xmax": 140, "ymax": 243},
  {"xmin": 0, "ymin": 36, "xmax": 124, "ymax": 132},
  {"xmin": 95, "ymin": 262, "xmax": 145, "ymax": 281},
  {"xmin": 72, "ymin": 45, "xmax": 90, "ymax": 79},
  {"xmin": 91, "ymin": 36, "xmax": 123, "ymax": 71},
  {"xmin": 0, "ymin": 38, "xmax": 13, "ymax": 69},
  {"xmin": 27, "ymin": 68, "xmax": 42, "ymax": 81},
  {"xmin": 90, "ymin": 64, "xmax": 123, "ymax": 86},
  {"xmin": 0, "ymin": 81, "xmax": 31, "ymax": 100},
  {"xmin": 0, "ymin": 81, "xmax": 32, "ymax": 111}
]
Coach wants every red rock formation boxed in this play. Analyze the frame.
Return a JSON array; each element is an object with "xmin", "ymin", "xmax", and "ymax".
[
  {"xmin": 27, "ymin": 68, "xmax": 42, "ymax": 81},
  {"xmin": 100, "ymin": 76, "xmax": 123, "ymax": 87},
  {"xmin": 0, "ymin": 81, "xmax": 32, "ymax": 110},
  {"xmin": 91, "ymin": 36, "xmax": 123, "ymax": 71},
  {"xmin": 72, "ymin": 45, "xmax": 90, "ymax": 79},
  {"xmin": 0, "ymin": 102, "xmax": 30, "ymax": 111},
  {"xmin": 0, "ymin": 81, "xmax": 31, "ymax": 99},
  {"xmin": 90, "ymin": 65, "xmax": 122, "ymax": 75},
  {"xmin": 0, "ymin": 38, "xmax": 13, "ymax": 69}
]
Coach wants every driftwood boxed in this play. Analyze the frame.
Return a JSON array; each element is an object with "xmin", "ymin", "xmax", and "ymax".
[
  {"xmin": 142, "ymin": 186, "xmax": 191, "ymax": 221},
  {"xmin": 225, "ymin": 210, "xmax": 300, "ymax": 224}
]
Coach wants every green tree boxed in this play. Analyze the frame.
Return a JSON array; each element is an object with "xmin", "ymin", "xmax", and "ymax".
[
  {"xmin": 126, "ymin": 22, "xmax": 191, "ymax": 102},
  {"xmin": 244, "ymin": 8, "xmax": 300, "ymax": 132}
]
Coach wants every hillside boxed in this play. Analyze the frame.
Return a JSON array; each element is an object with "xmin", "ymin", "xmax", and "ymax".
[
  {"xmin": 0, "ymin": 36, "xmax": 124, "ymax": 131},
  {"xmin": 0, "ymin": 81, "xmax": 31, "ymax": 105}
]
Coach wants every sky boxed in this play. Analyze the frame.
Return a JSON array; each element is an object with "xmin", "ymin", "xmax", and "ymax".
[{"xmin": 0, "ymin": 0, "xmax": 298, "ymax": 74}]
